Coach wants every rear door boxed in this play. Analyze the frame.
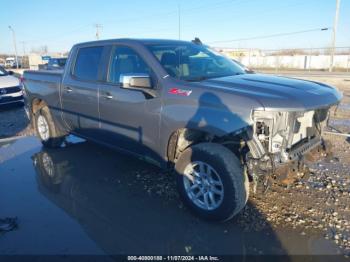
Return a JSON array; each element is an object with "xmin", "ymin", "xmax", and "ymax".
[
  {"xmin": 61, "ymin": 46, "xmax": 104, "ymax": 138},
  {"xmin": 98, "ymin": 45, "xmax": 162, "ymax": 162}
]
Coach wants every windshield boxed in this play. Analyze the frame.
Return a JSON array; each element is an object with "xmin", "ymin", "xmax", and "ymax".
[
  {"xmin": 0, "ymin": 66, "xmax": 8, "ymax": 76},
  {"xmin": 57, "ymin": 58, "xmax": 67, "ymax": 67},
  {"xmin": 49, "ymin": 58, "xmax": 67, "ymax": 67},
  {"xmin": 147, "ymin": 43, "xmax": 245, "ymax": 81}
]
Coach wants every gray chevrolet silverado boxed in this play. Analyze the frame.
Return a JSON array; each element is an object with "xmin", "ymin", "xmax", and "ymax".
[{"xmin": 23, "ymin": 39, "xmax": 342, "ymax": 221}]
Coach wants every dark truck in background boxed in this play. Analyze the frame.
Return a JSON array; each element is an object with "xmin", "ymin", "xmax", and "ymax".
[
  {"xmin": 47, "ymin": 57, "xmax": 67, "ymax": 70},
  {"xmin": 42, "ymin": 58, "xmax": 67, "ymax": 71},
  {"xmin": 23, "ymin": 39, "xmax": 342, "ymax": 221}
]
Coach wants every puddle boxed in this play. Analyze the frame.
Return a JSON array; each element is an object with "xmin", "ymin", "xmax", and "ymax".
[{"xmin": 0, "ymin": 136, "xmax": 346, "ymax": 256}]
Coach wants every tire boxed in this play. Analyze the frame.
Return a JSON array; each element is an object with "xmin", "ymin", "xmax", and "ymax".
[
  {"xmin": 175, "ymin": 142, "xmax": 249, "ymax": 222},
  {"xmin": 34, "ymin": 106, "xmax": 65, "ymax": 148},
  {"xmin": 34, "ymin": 151, "xmax": 62, "ymax": 193}
]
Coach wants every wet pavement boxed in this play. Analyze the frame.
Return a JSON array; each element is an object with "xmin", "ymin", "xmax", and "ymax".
[
  {"xmin": 0, "ymin": 104, "xmax": 31, "ymax": 139},
  {"xmin": 0, "ymin": 136, "xmax": 346, "ymax": 260}
]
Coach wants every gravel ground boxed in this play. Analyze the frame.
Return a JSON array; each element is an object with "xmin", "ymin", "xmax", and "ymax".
[
  {"xmin": 237, "ymin": 133, "xmax": 350, "ymax": 255},
  {"xmin": 244, "ymin": 76, "xmax": 350, "ymax": 256},
  {"xmin": 0, "ymin": 76, "xmax": 349, "ymax": 256}
]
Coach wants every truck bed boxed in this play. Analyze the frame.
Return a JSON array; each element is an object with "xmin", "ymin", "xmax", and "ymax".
[{"xmin": 23, "ymin": 70, "xmax": 63, "ymax": 116}]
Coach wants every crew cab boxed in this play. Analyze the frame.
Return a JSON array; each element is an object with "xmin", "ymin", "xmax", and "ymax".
[{"xmin": 23, "ymin": 39, "xmax": 342, "ymax": 221}]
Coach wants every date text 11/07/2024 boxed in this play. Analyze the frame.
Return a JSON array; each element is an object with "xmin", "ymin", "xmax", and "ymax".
[{"xmin": 127, "ymin": 255, "xmax": 220, "ymax": 261}]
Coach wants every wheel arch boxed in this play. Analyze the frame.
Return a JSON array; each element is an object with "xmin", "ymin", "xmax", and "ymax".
[
  {"xmin": 31, "ymin": 97, "xmax": 48, "ymax": 115},
  {"xmin": 166, "ymin": 125, "xmax": 252, "ymax": 165}
]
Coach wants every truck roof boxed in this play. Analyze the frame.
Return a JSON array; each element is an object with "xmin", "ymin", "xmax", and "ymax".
[{"xmin": 73, "ymin": 38, "xmax": 192, "ymax": 48}]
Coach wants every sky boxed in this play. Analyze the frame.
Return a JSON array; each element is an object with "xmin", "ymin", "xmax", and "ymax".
[{"xmin": 0, "ymin": 0, "xmax": 349, "ymax": 55}]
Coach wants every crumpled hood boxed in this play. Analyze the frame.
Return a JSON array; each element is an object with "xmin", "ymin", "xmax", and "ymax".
[
  {"xmin": 0, "ymin": 75, "xmax": 20, "ymax": 88},
  {"xmin": 201, "ymin": 73, "xmax": 342, "ymax": 111}
]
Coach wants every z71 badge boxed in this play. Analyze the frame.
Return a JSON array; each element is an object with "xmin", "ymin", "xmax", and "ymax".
[{"xmin": 168, "ymin": 88, "xmax": 192, "ymax": 96}]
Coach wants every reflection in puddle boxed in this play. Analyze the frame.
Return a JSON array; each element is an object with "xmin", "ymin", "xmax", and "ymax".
[
  {"xmin": 0, "ymin": 136, "xmax": 344, "ymax": 256},
  {"xmin": 31, "ymin": 139, "xmax": 342, "ymax": 256},
  {"xmin": 32, "ymin": 141, "xmax": 257, "ymax": 255}
]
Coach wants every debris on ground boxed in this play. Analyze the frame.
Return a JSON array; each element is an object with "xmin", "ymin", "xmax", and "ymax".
[
  {"xmin": 235, "ymin": 76, "xmax": 350, "ymax": 256},
  {"xmin": 0, "ymin": 217, "xmax": 18, "ymax": 233},
  {"xmin": 237, "ymin": 134, "xmax": 350, "ymax": 256}
]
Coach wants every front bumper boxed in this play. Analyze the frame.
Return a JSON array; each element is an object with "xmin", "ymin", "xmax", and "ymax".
[
  {"xmin": 284, "ymin": 136, "xmax": 322, "ymax": 162},
  {"xmin": 0, "ymin": 90, "xmax": 24, "ymax": 105},
  {"xmin": 247, "ymin": 135, "xmax": 324, "ymax": 191}
]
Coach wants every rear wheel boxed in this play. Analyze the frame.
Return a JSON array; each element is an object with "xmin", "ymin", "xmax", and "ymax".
[
  {"xmin": 34, "ymin": 107, "xmax": 65, "ymax": 148},
  {"xmin": 175, "ymin": 143, "xmax": 249, "ymax": 222}
]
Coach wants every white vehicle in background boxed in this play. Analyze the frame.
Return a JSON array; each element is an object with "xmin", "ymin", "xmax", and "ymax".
[
  {"xmin": 0, "ymin": 66, "xmax": 23, "ymax": 106},
  {"xmin": 5, "ymin": 57, "xmax": 22, "ymax": 68}
]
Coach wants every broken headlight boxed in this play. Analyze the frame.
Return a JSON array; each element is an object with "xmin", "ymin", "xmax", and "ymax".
[{"xmin": 252, "ymin": 110, "xmax": 290, "ymax": 154}]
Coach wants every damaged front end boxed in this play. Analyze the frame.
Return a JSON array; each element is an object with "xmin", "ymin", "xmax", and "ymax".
[{"xmin": 246, "ymin": 107, "xmax": 332, "ymax": 192}]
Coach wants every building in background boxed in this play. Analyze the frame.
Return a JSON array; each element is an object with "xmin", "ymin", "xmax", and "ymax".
[
  {"xmin": 28, "ymin": 52, "xmax": 66, "ymax": 70},
  {"xmin": 216, "ymin": 48, "xmax": 264, "ymax": 59},
  {"xmin": 215, "ymin": 47, "xmax": 350, "ymax": 71}
]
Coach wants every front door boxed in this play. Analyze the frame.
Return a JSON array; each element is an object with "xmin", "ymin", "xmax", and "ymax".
[{"xmin": 98, "ymin": 45, "xmax": 161, "ymax": 162}]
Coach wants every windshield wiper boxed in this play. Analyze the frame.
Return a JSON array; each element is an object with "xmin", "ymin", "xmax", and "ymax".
[
  {"xmin": 185, "ymin": 76, "xmax": 210, "ymax": 82},
  {"xmin": 185, "ymin": 72, "xmax": 245, "ymax": 82}
]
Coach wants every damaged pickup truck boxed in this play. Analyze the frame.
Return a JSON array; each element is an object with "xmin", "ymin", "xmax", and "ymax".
[{"xmin": 23, "ymin": 39, "xmax": 342, "ymax": 221}]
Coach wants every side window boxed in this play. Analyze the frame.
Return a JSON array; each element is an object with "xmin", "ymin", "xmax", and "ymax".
[
  {"xmin": 108, "ymin": 46, "xmax": 151, "ymax": 84},
  {"xmin": 73, "ymin": 46, "xmax": 103, "ymax": 81}
]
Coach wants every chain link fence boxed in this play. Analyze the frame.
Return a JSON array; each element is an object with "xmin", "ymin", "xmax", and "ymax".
[{"xmin": 219, "ymin": 47, "xmax": 350, "ymax": 72}]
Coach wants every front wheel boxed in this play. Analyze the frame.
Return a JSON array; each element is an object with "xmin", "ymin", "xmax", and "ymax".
[
  {"xmin": 34, "ymin": 106, "xmax": 65, "ymax": 148},
  {"xmin": 175, "ymin": 143, "xmax": 249, "ymax": 222}
]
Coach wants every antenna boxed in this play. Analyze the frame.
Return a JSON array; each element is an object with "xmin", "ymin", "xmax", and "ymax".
[
  {"xmin": 94, "ymin": 24, "xmax": 103, "ymax": 40},
  {"xmin": 178, "ymin": 3, "xmax": 181, "ymax": 40}
]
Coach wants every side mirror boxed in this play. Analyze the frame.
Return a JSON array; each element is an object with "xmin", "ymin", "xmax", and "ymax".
[
  {"xmin": 8, "ymin": 70, "xmax": 14, "ymax": 75},
  {"xmin": 120, "ymin": 74, "xmax": 152, "ymax": 89}
]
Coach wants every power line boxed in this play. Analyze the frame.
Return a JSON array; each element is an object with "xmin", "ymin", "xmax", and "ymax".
[
  {"xmin": 25, "ymin": 24, "xmax": 92, "ymax": 43},
  {"xmin": 20, "ymin": 0, "xmax": 248, "ymax": 46},
  {"xmin": 208, "ymin": 27, "xmax": 331, "ymax": 44},
  {"xmin": 18, "ymin": 0, "xmax": 340, "ymax": 53},
  {"xmin": 102, "ymin": 0, "xmax": 238, "ymax": 26},
  {"xmin": 180, "ymin": 1, "xmax": 309, "ymax": 33},
  {"xmin": 181, "ymin": 0, "xmax": 243, "ymax": 13}
]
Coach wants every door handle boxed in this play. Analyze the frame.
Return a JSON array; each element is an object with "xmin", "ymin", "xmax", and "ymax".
[
  {"xmin": 65, "ymin": 87, "xmax": 73, "ymax": 93},
  {"xmin": 103, "ymin": 92, "xmax": 113, "ymax": 99}
]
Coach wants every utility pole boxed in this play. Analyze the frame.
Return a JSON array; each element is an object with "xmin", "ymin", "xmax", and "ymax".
[
  {"xmin": 8, "ymin": 26, "xmax": 19, "ymax": 69},
  {"xmin": 20, "ymin": 41, "xmax": 26, "ymax": 56},
  {"xmin": 20, "ymin": 41, "xmax": 27, "ymax": 69},
  {"xmin": 94, "ymin": 24, "xmax": 102, "ymax": 40},
  {"xmin": 329, "ymin": 0, "xmax": 341, "ymax": 72},
  {"xmin": 178, "ymin": 3, "xmax": 181, "ymax": 40}
]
